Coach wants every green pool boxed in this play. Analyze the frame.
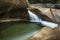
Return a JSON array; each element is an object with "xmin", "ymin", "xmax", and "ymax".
[{"xmin": 0, "ymin": 22, "xmax": 43, "ymax": 40}]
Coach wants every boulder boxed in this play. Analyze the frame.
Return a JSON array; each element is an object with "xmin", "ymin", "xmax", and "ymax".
[
  {"xmin": 28, "ymin": 7, "xmax": 54, "ymax": 22},
  {"xmin": 29, "ymin": 5, "xmax": 60, "ymax": 23},
  {"xmin": 0, "ymin": 0, "xmax": 28, "ymax": 8},
  {"xmin": 56, "ymin": 25, "xmax": 60, "ymax": 39},
  {"xmin": 0, "ymin": 0, "xmax": 29, "ymax": 21},
  {"xmin": 38, "ymin": 8, "xmax": 60, "ymax": 23},
  {"xmin": 0, "ymin": 8, "xmax": 29, "ymax": 20},
  {"xmin": 27, "ymin": 27, "xmax": 58, "ymax": 40}
]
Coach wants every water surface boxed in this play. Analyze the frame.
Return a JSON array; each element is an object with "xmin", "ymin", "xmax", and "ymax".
[{"xmin": 0, "ymin": 22, "xmax": 43, "ymax": 40}]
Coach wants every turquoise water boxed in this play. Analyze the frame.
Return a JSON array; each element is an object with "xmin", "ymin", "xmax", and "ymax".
[{"xmin": 0, "ymin": 22, "xmax": 43, "ymax": 40}]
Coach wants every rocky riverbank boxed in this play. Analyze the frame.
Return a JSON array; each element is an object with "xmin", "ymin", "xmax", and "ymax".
[
  {"xmin": 27, "ymin": 26, "xmax": 60, "ymax": 40},
  {"xmin": 27, "ymin": 4, "xmax": 60, "ymax": 40}
]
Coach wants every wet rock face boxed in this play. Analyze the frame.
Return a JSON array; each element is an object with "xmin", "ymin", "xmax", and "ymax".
[
  {"xmin": 0, "ymin": 0, "xmax": 29, "ymax": 20},
  {"xmin": 56, "ymin": 25, "xmax": 60, "ymax": 39},
  {"xmin": 9, "ymin": 8, "xmax": 29, "ymax": 19},
  {"xmin": 27, "ymin": 27, "xmax": 58, "ymax": 40},
  {"xmin": 39, "ymin": 8, "xmax": 60, "ymax": 23},
  {"xmin": 0, "ymin": 8, "xmax": 29, "ymax": 20},
  {"xmin": 0, "ymin": 0, "xmax": 28, "ymax": 8},
  {"xmin": 28, "ymin": 8, "xmax": 53, "ymax": 22}
]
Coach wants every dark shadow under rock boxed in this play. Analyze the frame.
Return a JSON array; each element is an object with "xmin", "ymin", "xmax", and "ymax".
[{"xmin": 0, "ymin": 8, "xmax": 29, "ymax": 20}]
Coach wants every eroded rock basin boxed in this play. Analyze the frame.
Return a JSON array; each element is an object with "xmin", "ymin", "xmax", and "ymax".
[{"xmin": 0, "ymin": 22, "xmax": 43, "ymax": 40}]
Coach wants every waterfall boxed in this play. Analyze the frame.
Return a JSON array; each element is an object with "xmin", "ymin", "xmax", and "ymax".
[
  {"xmin": 28, "ymin": 10, "xmax": 58, "ymax": 28},
  {"xmin": 28, "ymin": 10, "xmax": 41, "ymax": 22}
]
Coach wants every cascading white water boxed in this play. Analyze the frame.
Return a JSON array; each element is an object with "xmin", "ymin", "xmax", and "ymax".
[
  {"xmin": 28, "ymin": 10, "xmax": 41, "ymax": 22},
  {"xmin": 28, "ymin": 10, "xmax": 58, "ymax": 28}
]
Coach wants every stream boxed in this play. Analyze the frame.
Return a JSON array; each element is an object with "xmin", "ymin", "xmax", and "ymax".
[{"xmin": 0, "ymin": 22, "xmax": 43, "ymax": 40}]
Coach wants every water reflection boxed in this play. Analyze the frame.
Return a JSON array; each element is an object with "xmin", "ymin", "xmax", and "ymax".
[{"xmin": 0, "ymin": 22, "xmax": 42, "ymax": 40}]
